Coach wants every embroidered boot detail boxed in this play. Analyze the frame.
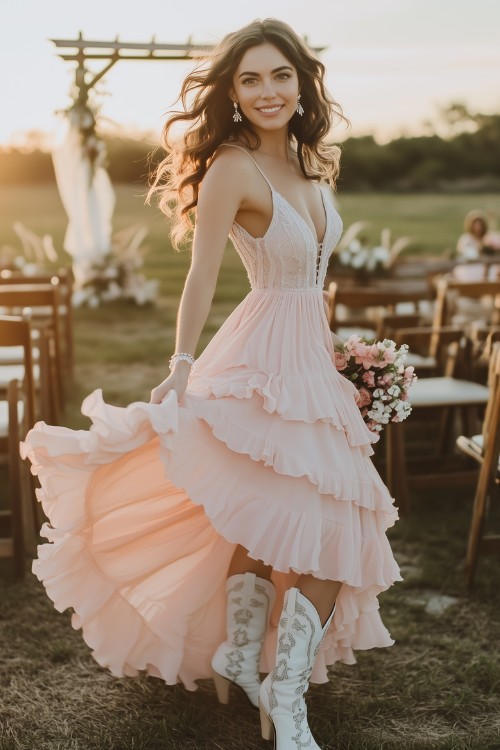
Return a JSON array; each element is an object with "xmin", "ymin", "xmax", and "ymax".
[
  {"xmin": 259, "ymin": 588, "xmax": 336, "ymax": 750},
  {"xmin": 211, "ymin": 573, "xmax": 275, "ymax": 707}
]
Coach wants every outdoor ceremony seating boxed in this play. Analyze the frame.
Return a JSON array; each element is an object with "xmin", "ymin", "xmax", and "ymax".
[
  {"xmin": 385, "ymin": 329, "xmax": 491, "ymax": 514},
  {"xmin": 456, "ymin": 343, "xmax": 500, "ymax": 587},
  {"xmin": 433, "ymin": 276, "xmax": 500, "ymax": 328},
  {"xmin": 0, "ymin": 284, "xmax": 66, "ymax": 415},
  {"xmin": 0, "ymin": 313, "xmax": 60, "ymax": 425},
  {"xmin": 327, "ymin": 281, "xmax": 433, "ymax": 339},
  {"xmin": 0, "ymin": 317, "xmax": 40, "ymax": 579},
  {"xmin": 0, "ymin": 268, "xmax": 74, "ymax": 377}
]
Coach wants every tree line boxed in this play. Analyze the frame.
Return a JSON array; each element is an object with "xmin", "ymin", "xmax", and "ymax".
[{"xmin": 2, "ymin": 105, "xmax": 499, "ymax": 192}]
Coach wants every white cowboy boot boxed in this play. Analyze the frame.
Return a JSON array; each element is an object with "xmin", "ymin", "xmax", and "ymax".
[
  {"xmin": 211, "ymin": 572, "xmax": 275, "ymax": 708},
  {"xmin": 259, "ymin": 588, "xmax": 335, "ymax": 749}
]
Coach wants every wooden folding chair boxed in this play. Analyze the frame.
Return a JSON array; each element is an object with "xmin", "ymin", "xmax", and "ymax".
[
  {"xmin": 0, "ymin": 284, "xmax": 65, "ymax": 415},
  {"xmin": 0, "ymin": 317, "xmax": 39, "ymax": 578},
  {"xmin": 327, "ymin": 281, "xmax": 432, "ymax": 339},
  {"xmin": 375, "ymin": 312, "xmax": 423, "ymax": 341},
  {"xmin": 392, "ymin": 324, "xmax": 470, "ymax": 379},
  {"xmin": 0, "ymin": 314, "xmax": 58, "ymax": 424},
  {"xmin": 456, "ymin": 343, "xmax": 500, "ymax": 586},
  {"xmin": 385, "ymin": 331, "xmax": 490, "ymax": 514},
  {"xmin": 461, "ymin": 325, "xmax": 500, "ymax": 390},
  {"xmin": 434, "ymin": 277, "xmax": 500, "ymax": 328},
  {"xmin": 0, "ymin": 268, "xmax": 74, "ymax": 378},
  {"xmin": 0, "ymin": 380, "xmax": 25, "ymax": 576}
]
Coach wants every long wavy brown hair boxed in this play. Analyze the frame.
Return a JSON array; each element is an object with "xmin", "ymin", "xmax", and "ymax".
[{"xmin": 148, "ymin": 18, "xmax": 349, "ymax": 250}]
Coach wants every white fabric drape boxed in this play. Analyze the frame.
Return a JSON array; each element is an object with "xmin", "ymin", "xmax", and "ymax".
[{"xmin": 52, "ymin": 116, "xmax": 115, "ymax": 288}]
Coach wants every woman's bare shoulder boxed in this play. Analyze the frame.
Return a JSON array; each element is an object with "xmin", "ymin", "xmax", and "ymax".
[
  {"xmin": 209, "ymin": 143, "xmax": 256, "ymax": 176},
  {"xmin": 197, "ymin": 145, "xmax": 255, "ymax": 219},
  {"xmin": 203, "ymin": 144, "xmax": 261, "ymax": 204}
]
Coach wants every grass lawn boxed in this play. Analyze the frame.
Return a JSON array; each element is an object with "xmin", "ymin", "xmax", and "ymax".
[{"xmin": 0, "ymin": 184, "xmax": 499, "ymax": 749}]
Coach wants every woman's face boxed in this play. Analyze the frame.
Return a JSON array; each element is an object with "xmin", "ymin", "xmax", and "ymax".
[
  {"xmin": 471, "ymin": 218, "xmax": 487, "ymax": 238},
  {"xmin": 231, "ymin": 43, "xmax": 300, "ymax": 132}
]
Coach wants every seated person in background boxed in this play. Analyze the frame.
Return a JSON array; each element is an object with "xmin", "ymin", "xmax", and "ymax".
[
  {"xmin": 454, "ymin": 209, "xmax": 500, "ymax": 282},
  {"xmin": 456, "ymin": 210, "xmax": 490, "ymax": 260},
  {"xmin": 456, "ymin": 208, "xmax": 500, "ymax": 262}
]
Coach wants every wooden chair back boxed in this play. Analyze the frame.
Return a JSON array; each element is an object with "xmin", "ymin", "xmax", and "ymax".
[
  {"xmin": 0, "ymin": 269, "xmax": 74, "ymax": 375},
  {"xmin": 327, "ymin": 281, "xmax": 430, "ymax": 332},
  {"xmin": 483, "ymin": 343, "xmax": 500, "ymax": 448},
  {"xmin": 0, "ymin": 317, "xmax": 41, "ymax": 578},
  {"xmin": 0, "ymin": 285, "xmax": 65, "ymax": 408},
  {"xmin": 0, "ymin": 379, "xmax": 25, "ymax": 576},
  {"xmin": 0, "ymin": 316, "xmax": 36, "ymax": 428},
  {"xmin": 375, "ymin": 312, "xmax": 423, "ymax": 341},
  {"xmin": 392, "ymin": 325, "xmax": 468, "ymax": 377},
  {"xmin": 434, "ymin": 277, "xmax": 500, "ymax": 327},
  {"xmin": 459, "ymin": 343, "xmax": 500, "ymax": 586}
]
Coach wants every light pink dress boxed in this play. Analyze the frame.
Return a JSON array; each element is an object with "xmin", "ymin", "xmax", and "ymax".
[{"xmin": 22, "ymin": 146, "xmax": 402, "ymax": 690}]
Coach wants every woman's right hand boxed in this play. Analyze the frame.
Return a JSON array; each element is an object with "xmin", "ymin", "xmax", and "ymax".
[{"xmin": 150, "ymin": 361, "xmax": 192, "ymax": 404}]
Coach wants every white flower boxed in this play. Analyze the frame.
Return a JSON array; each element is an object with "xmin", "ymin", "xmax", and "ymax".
[
  {"xmin": 348, "ymin": 239, "xmax": 363, "ymax": 253},
  {"xmin": 350, "ymin": 249, "xmax": 369, "ymax": 269},
  {"xmin": 387, "ymin": 385, "xmax": 401, "ymax": 397}
]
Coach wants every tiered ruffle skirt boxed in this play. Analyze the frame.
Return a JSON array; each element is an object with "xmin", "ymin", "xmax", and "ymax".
[{"xmin": 22, "ymin": 288, "xmax": 402, "ymax": 689}]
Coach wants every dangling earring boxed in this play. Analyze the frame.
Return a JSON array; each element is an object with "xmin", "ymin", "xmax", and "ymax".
[
  {"xmin": 233, "ymin": 102, "xmax": 242, "ymax": 123},
  {"xmin": 296, "ymin": 94, "xmax": 304, "ymax": 116}
]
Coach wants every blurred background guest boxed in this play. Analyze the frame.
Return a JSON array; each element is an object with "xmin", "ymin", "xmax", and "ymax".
[{"xmin": 456, "ymin": 209, "xmax": 490, "ymax": 260}]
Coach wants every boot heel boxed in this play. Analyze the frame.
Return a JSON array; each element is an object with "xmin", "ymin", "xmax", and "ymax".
[
  {"xmin": 259, "ymin": 700, "xmax": 274, "ymax": 741},
  {"xmin": 211, "ymin": 669, "xmax": 231, "ymax": 704}
]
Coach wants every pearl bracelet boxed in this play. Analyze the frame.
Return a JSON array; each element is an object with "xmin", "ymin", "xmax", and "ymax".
[{"xmin": 169, "ymin": 352, "xmax": 195, "ymax": 371}]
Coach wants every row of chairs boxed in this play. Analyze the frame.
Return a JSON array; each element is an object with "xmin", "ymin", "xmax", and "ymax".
[
  {"xmin": 328, "ymin": 275, "xmax": 500, "ymax": 340},
  {"xmin": 327, "ymin": 274, "xmax": 500, "ymax": 586},
  {"xmin": 0, "ymin": 269, "xmax": 74, "ymax": 577},
  {"xmin": 1, "ymin": 265, "xmax": 498, "ymax": 585}
]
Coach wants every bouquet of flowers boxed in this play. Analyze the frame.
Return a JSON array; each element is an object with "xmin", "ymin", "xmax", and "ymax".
[{"xmin": 334, "ymin": 335, "xmax": 417, "ymax": 433}]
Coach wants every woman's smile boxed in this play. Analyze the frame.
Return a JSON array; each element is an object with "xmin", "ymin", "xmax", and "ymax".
[{"xmin": 255, "ymin": 104, "xmax": 285, "ymax": 116}]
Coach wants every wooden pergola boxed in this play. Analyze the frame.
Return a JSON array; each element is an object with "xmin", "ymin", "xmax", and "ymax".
[{"xmin": 51, "ymin": 33, "xmax": 214, "ymax": 108}]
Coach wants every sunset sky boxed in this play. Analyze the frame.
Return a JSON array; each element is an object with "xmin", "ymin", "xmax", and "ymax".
[{"xmin": 2, "ymin": 0, "xmax": 499, "ymax": 147}]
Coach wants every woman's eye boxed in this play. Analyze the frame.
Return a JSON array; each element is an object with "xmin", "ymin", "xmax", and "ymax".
[
  {"xmin": 276, "ymin": 73, "xmax": 291, "ymax": 80},
  {"xmin": 242, "ymin": 78, "xmax": 257, "ymax": 85}
]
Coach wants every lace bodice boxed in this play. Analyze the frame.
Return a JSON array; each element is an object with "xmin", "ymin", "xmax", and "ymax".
[{"xmin": 225, "ymin": 145, "xmax": 343, "ymax": 291}]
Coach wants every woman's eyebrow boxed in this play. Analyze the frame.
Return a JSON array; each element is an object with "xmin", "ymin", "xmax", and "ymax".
[{"xmin": 238, "ymin": 65, "xmax": 293, "ymax": 78}]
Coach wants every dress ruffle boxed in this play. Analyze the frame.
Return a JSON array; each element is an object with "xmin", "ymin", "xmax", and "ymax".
[
  {"xmin": 20, "ymin": 179, "xmax": 402, "ymax": 690},
  {"xmin": 22, "ymin": 377, "xmax": 401, "ymax": 688}
]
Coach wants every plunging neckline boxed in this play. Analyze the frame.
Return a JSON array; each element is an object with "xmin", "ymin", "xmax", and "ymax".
[
  {"xmin": 233, "ymin": 184, "xmax": 329, "ymax": 248},
  {"xmin": 276, "ymin": 185, "xmax": 327, "ymax": 247},
  {"xmin": 223, "ymin": 142, "xmax": 328, "ymax": 247}
]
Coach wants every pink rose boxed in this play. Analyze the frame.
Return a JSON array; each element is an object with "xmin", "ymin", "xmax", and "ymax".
[
  {"xmin": 356, "ymin": 387, "xmax": 372, "ymax": 408},
  {"xmin": 354, "ymin": 343, "xmax": 380, "ymax": 370},
  {"xmin": 382, "ymin": 348, "xmax": 396, "ymax": 364},
  {"xmin": 362, "ymin": 370, "xmax": 375, "ymax": 387},
  {"xmin": 334, "ymin": 351, "xmax": 349, "ymax": 371}
]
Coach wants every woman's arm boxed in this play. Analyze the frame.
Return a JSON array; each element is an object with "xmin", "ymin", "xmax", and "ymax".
[{"xmin": 150, "ymin": 154, "xmax": 246, "ymax": 403}]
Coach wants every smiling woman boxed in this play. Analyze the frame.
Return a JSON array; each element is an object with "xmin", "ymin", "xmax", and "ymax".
[
  {"xmin": 23, "ymin": 17, "xmax": 402, "ymax": 750},
  {"xmin": 233, "ymin": 58, "xmax": 298, "ymax": 123},
  {"xmin": 149, "ymin": 18, "xmax": 349, "ymax": 249}
]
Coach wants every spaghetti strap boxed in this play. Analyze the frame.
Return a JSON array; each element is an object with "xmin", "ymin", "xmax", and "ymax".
[{"xmin": 220, "ymin": 142, "xmax": 275, "ymax": 192}]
